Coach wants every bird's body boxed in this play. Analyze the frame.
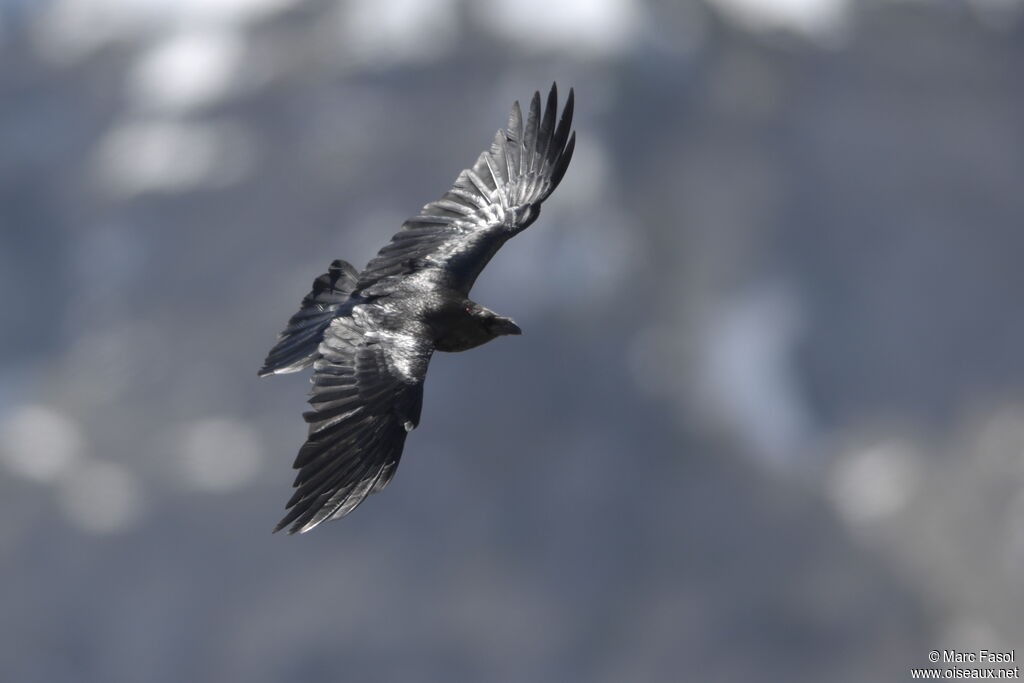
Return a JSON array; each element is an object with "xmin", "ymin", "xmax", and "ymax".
[{"xmin": 261, "ymin": 84, "xmax": 575, "ymax": 533}]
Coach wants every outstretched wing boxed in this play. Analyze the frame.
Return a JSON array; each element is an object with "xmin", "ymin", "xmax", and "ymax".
[
  {"xmin": 357, "ymin": 83, "xmax": 576, "ymax": 296},
  {"xmin": 274, "ymin": 306, "xmax": 433, "ymax": 534},
  {"xmin": 259, "ymin": 259, "xmax": 359, "ymax": 377}
]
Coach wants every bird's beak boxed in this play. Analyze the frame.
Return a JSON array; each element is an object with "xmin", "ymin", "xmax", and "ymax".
[{"xmin": 495, "ymin": 316, "xmax": 522, "ymax": 336}]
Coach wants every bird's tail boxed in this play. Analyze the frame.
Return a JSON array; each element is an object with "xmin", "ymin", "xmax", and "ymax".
[{"xmin": 259, "ymin": 259, "xmax": 358, "ymax": 377}]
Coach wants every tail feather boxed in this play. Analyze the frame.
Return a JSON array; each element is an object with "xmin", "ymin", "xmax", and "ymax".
[{"xmin": 259, "ymin": 260, "xmax": 358, "ymax": 377}]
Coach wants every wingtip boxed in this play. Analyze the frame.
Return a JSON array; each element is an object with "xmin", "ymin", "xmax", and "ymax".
[
  {"xmin": 562, "ymin": 88, "xmax": 575, "ymax": 134},
  {"xmin": 507, "ymin": 100, "xmax": 523, "ymax": 140},
  {"xmin": 272, "ymin": 516, "xmax": 309, "ymax": 535},
  {"xmin": 257, "ymin": 364, "xmax": 285, "ymax": 378},
  {"xmin": 258, "ymin": 358, "xmax": 308, "ymax": 378},
  {"xmin": 281, "ymin": 517, "xmax": 324, "ymax": 535},
  {"xmin": 551, "ymin": 130, "xmax": 576, "ymax": 188},
  {"xmin": 544, "ymin": 82, "xmax": 572, "ymax": 113}
]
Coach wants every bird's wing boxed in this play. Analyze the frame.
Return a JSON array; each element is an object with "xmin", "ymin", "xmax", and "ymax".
[
  {"xmin": 259, "ymin": 259, "xmax": 359, "ymax": 377},
  {"xmin": 357, "ymin": 83, "xmax": 576, "ymax": 297},
  {"xmin": 274, "ymin": 306, "xmax": 432, "ymax": 534}
]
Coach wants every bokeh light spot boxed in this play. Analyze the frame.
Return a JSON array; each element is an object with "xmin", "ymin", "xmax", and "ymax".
[
  {"xmin": 0, "ymin": 404, "xmax": 84, "ymax": 483},
  {"xmin": 57, "ymin": 459, "xmax": 143, "ymax": 534},
  {"xmin": 178, "ymin": 417, "xmax": 263, "ymax": 492},
  {"xmin": 830, "ymin": 439, "xmax": 921, "ymax": 525}
]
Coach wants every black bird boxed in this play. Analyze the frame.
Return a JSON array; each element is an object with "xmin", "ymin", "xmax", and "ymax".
[{"xmin": 260, "ymin": 84, "xmax": 576, "ymax": 534}]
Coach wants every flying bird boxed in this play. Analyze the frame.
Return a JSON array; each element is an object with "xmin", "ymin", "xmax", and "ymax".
[{"xmin": 260, "ymin": 84, "xmax": 576, "ymax": 534}]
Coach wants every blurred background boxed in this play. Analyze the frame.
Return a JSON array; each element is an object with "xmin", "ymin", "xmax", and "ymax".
[{"xmin": 2, "ymin": 0, "xmax": 1023, "ymax": 680}]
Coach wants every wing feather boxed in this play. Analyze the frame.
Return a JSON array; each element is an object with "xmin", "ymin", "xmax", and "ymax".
[
  {"xmin": 523, "ymin": 91, "xmax": 541, "ymax": 177},
  {"xmin": 357, "ymin": 83, "xmax": 576, "ymax": 295},
  {"xmin": 273, "ymin": 309, "xmax": 432, "ymax": 534},
  {"xmin": 259, "ymin": 260, "xmax": 359, "ymax": 377}
]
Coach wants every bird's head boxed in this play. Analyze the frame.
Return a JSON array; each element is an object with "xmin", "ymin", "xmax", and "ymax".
[{"xmin": 467, "ymin": 303, "xmax": 522, "ymax": 338}]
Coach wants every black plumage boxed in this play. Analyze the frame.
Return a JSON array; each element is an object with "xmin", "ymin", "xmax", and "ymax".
[{"xmin": 260, "ymin": 84, "xmax": 576, "ymax": 534}]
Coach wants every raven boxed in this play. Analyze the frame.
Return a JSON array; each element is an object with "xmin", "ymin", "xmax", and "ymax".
[{"xmin": 260, "ymin": 84, "xmax": 576, "ymax": 534}]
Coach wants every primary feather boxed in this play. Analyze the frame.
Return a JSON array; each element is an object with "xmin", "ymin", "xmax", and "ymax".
[{"xmin": 358, "ymin": 85, "xmax": 575, "ymax": 294}]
